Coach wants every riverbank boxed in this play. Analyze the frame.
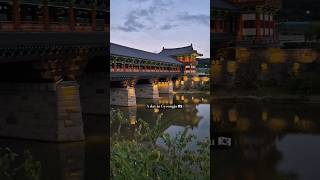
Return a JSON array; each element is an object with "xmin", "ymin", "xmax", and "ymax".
[
  {"xmin": 213, "ymin": 90, "xmax": 320, "ymax": 103},
  {"xmin": 175, "ymin": 90, "xmax": 210, "ymax": 95}
]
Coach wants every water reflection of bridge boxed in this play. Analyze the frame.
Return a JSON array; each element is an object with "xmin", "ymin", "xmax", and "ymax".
[
  {"xmin": 0, "ymin": 116, "xmax": 107, "ymax": 180},
  {"xmin": 213, "ymin": 102, "xmax": 320, "ymax": 133},
  {"xmin": 111, "ymin": 94, "xmax": 209, "ymax": 138},
  {"xmin": 213, "ymin": 102, "xmax": 320, "ymax": 180}
]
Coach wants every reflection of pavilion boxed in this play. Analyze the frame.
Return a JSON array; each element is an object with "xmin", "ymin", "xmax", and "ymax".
[
  {"xmin": 111, "ymin": 94, "xmax": 209, "ymax": 139},
  {"xmin": 212, "ymin": 102, "xmax": 319, "ymax": 180},
  {"xmin": 212, "ymin": 103, "xmax": 320, "ymax": 133}
]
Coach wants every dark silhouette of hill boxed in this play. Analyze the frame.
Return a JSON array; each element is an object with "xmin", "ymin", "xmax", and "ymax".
[
  {"xmin": 283, "ymin": 0, "xmax": 320, "ymax": 10},
  {"xmin": 281, "ymin": 0, "xmax": 320, "ymax": 21}
]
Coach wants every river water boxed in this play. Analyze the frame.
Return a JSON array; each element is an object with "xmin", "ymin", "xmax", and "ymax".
[
  {"xmin": 111, "ymin": 93, "xmax": 210, "ymax": 150},
  {"xmin": 0, "ymin": 114, "xmax": 107, "ymax": 180},
  {"xmin": 213, "ymin": 102, "xmax": 320, "ymax": 180},
  {"xmin": 4, "ymin": 95, "xmax": 318, "ymax": 179}
]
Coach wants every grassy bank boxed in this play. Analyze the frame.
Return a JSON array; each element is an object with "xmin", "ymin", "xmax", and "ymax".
[{"xmin": 213, "ymin": 88, "xmax": 320, "ymax": 103}]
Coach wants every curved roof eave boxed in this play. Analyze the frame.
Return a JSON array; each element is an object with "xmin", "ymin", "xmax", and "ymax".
[{"xmin": 110, "ymin": 43, "xmax": 183, "ymax": 65}]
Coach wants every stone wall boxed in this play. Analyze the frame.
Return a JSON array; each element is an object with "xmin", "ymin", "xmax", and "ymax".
[
  {"xmin": 0, "ymin": 81, "xmax": 84, "ymax": 142},
  {"xmin": 110, "ymin": 87, "xmax": 136, "ymax": 106},
  {"xmin": 135, "ymin": 83, "xmax": 159, "ymax": 99}
]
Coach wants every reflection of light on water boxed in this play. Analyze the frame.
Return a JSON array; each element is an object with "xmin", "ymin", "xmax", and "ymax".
[
  {"xmin": 192, "ymin": 77, "xmax": 200, "ymax": 82},
  {"xmin": 117, "ymin": 94, "xmax": 210, "ymax": 151},
  {"xmin": 228, "ymin": 109, "xmax": 238, "ymax": 122},
  {"xmin": 268, "ymin": 118, "xmax": 287, "ymax": 131},
  {"xmin": 130, "ymin": 117, "xmax": 137, "ymax": 125},
  {"xmin": 212, "ymin": 108, "xmax": 221, "ymax": 122},
  {"xmin": 201, "ymin": 77, "xmax": 209, "ymax": 82},
  {"xmin": 201, "ymin": 98, "xmax": 208, "ymax": 103},
  {"xmin": 294, "ymin": 115, "xmax": 300, "ymax": 123},
  {"xmin": 183, "ymin": 76, "xmax": 188, "ymax": 81},
  {"xmin": 262, "ymin": 111, "xmax": 268, "ymax": 121},
  {"xmin": 192, "ymin": 98, "xmax": 200, "ymax": 104},
  {"xmin": 237, "ymin": 118, "xmax": 250, "ymax": 131},
  {"xmin": 295, "ymin": 119, "xmax": 315, "ymax": 131},
  {"xmin": 266, "ymin": 48, "xmax": 287, "ymax": 64},
  {"xmin": 175, "ymin": 81, "xmax": 180, "ymax": 87}
]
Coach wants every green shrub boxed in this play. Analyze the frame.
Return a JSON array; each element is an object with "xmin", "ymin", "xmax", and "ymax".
[
  {"xmin": 110, "ymin": 109, "xmax": 210, "ymax": 180},
  {"xmin": 0, "ymin": 148, "xmax": 41, "ymax": 180}
]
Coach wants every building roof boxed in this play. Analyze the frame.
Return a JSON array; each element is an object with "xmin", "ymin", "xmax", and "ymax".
[
  {"xmin": 158, "ymin": 44, "xmax": 203, "ymax": 57},
  {"xmin": 196, "ymin": 58, "xmax": 210, "ymax": 67},
  {"xmin": 110, "ymin": 43, "xmax": 182, "ymax": 65},
  {"xmin": 212, "ymin": 0, "xmax": 238, "ymax": 11}
]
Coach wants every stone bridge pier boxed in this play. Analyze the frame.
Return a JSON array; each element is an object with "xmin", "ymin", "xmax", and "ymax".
[
  {"xmin": 158, "ymin": 78, "xmax": 174, "ymax": 94},
  {"xmin": 0, "ymin": 69, "xmax": 108, "ymax": 142},
  {"xmin": 0, "ymin": 81, "xmax": 85, "ymax": 142},
  {"xmin": 135, "ymin": 79, "xmax": 159, "ymax": 99},
  {"xmin": 78, "ymin": 55, "xmax": 108, "ymax": 115},
  {"xmin": 110, "ymin": 80, "xmax": 136, "ymax": 107},
  {"xmin": 0, "ymin": 32, "xmax": 108, "ymax": 142},
  {"xmin": 110, "ymin": 77, "xmax": 175, "ymax": 107}
]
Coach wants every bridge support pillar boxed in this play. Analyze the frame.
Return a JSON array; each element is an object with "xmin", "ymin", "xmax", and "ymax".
[
  {"xmin": 110, "ymin": 81, "xmax": 136, "ymax": 106},
  {"xmin": 136, "ymin": 80, "xmax": 159, "ymax": 99},
  {"xmin": 0, "ymin": 81, "xmax": 85, "ymax": 142},
  {"xmin": 158, "ymin": 80, "xmax": 173, "ymax": 94},
  {"xmin": 78, "ymin": 72, "xmax": 107, "ymax": 114}
]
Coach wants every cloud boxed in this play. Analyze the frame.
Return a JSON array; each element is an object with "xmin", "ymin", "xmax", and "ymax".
[
  {"xmin": 116, "ymin": 0, "xmax": 173, "ymax": 32},
  {"xmin": 117, "ymin": 12, "xmax": 146, "ymax": 32},
  {"xmin": 177, "ymin": 12, "xmax": 210, "ymax": 26},
  {"xmin": 159, "ymin": 23, "xmax": 178, "ymax": 30},
  {"xmin": 127, "ymin": 0, "xmax": 150, "ymax": 2}
]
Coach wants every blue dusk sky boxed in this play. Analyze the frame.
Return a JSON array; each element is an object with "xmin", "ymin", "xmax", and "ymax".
[{"xmin": 110, "ymin": 0, "xmax": 210, "ymax": 58}]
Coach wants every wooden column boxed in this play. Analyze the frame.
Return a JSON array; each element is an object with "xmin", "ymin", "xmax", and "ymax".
[
  {"xmin": 69, "ymin": 5, "xmax": 75, "ymax": 31},
  {"xmin": 262, "ymin": 12, "xmax": 265, "ymax": 37},
  {"xmin": 237, "ymin": 14, "xmax": 243, "ymax": 41},
  {"xmin": 13, "ymin": 0, "xmax": 21, "ymax": 30},
  {"xmin": 42, "ymin": 0, "xmax": 50, "ymax": 31},
  {"xmin": 256, "ymin": 12, "xmax": 261, "ymax": 39},
  {"xmin": 271, "ymin": 14, "xmax": 275, "ymax": 41},
  {"xmin": 91, "ymin": 8, "xmax": 97, "ymax": 31},
  {"xmin": 215, "ymin": 16, "xmax": 219, "ymax": 33}
]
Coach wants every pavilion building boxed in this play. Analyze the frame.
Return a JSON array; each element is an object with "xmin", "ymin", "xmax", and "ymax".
[
  {"xmin": 159, "ymin": 44, "xmax": 203, "ymax": 75},
  {"xmin": 212, "ymin": 0, "xmax": 282, "ymax": 47},
  {"xmin": 0, "ymin": 0, "xmax": 108, "ymax": 32},
  {"xmin": 228, "ymin": 0, "xmax": 282, "ymax": 44}
]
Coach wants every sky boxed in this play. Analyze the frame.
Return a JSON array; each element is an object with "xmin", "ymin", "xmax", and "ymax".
[{"xmin": 110, "ymin": 0, "xmax": 210, "ymax": 58}]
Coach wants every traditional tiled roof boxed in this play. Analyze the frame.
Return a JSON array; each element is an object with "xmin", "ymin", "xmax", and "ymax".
[
  {"xmin": 158, "ymin": 44, "xmax": 203, "ymax": 57},
  {"xmin": 212, "ymin": 0, "xmax": 238, "ymax": 11},
  {"xmin": 110, "ymin": 43, "xmax": 182, "ymax": 65}
]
